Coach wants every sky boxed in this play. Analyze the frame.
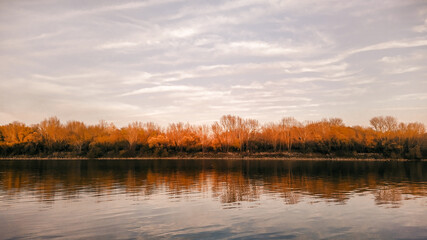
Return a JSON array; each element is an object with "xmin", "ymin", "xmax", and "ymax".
[{"xmin": 0, "ymin": 0, "xmax": 426, "ymax": 127}]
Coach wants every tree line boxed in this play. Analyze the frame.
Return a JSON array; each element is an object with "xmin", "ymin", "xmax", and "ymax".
[{"xmin": 0, "ymin": 115, "xmax": 425, "ymax": 159}]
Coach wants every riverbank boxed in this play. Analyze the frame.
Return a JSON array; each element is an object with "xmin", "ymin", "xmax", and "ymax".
[{"xmin": 0, "ymin": 158, "xmax": 421, "ymax": 161}]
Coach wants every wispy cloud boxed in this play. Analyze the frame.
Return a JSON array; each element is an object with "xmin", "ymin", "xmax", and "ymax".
[
  {"xmin": 97, "ymin": 41, "xmax": 141, "ymax": 50},
  {"xmin": 119, "ymin": 85, "xmax": 203, "ymax": 96},
  {"xmin": 221, "ymin": 41, "xmax": 301, "ymax": 56},
  {"xmin": 231, "ymin": 82, "xmax": 264, "ymax": 89},
  {"xmin": 394, "ymin": 93, "xmax": 427, "ymax": 101},
  {"xmin": 1, "ymin": 0, "xmax": 426, "ymax": 125},
  {"xmin": 32, "ymin": 72, "xmax": 106, "ymax": 81},
  {"xmin": 350, "ymin": 39, "xmax": 427, "ymax": 55},
  {"xmin": 387, "ymin": 66, "xmax": 421, "ymax": 74},
  {"xmin": 412, "ymin": 19, "xmax": 427, "ymax": 33}
]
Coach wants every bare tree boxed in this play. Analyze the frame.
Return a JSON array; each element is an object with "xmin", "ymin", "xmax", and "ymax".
[{"xmin": 280, "ymin": 117, "xmax": 300, "ymax": 152}]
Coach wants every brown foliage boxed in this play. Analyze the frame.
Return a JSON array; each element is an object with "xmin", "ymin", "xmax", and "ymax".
[{"xmin": 0, "ymin": 115, "xmax": 425, "ymax": 158}]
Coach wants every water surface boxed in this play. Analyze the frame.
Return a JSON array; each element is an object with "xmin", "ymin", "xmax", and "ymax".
[{"xmin": 0, "ymin": 159, "xmax": 426, "ymax": 239}]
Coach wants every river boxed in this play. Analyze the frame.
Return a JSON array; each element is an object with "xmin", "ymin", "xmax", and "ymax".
[{"xmin": 0, "ymin": 159, "xmax": 426, "ymax": 239}]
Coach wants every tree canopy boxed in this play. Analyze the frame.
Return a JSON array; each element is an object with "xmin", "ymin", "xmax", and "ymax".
[{"xmin": 0, "ymin": 115, "xmax": 425, "ymax": 159}]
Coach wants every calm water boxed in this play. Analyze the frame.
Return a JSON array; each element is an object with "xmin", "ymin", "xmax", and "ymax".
[{"xmin": 0, "ymin": 160, "xmax": 426, "ymax": 240}]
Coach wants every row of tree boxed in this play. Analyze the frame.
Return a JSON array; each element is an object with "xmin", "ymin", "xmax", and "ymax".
[{"xmin": 0, "ymin": 115, "xmax": 425, "ymax": 159}]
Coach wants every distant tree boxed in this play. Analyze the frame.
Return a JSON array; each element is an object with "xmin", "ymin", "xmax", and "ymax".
[
  {"xmin": 38, "ymin": 117, "xmax": 66, "ymax": 144},
  {"xmin": 65, "ymin": 121, "xmax": 90, "ymax": 153},
  {"xmin": 0, "ymin": 115, "xmax": 425, "ymax": 159},
  {"xmin": 370, "ymin": 116, "xmax": 398, "ymax": 133},
  {"xmin": 197, "ymin": 125, "xmax": 211, "ymax": 153},
  {"xmin": 211, "ymin": 122, "xmax": 224, "ymax": 151},
  {"xmin": 122, "ymin": 122, "xmax": 143, "ymax": 151},
  {"xmin": 1, "ymin": 122, "xmax": 40, "ymax": 144},
  {"xmin": 280, "ymin": 117, "xmax": 300, "ymax": 151}
]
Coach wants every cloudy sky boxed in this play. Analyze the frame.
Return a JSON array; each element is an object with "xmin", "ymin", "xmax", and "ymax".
[{"xmin": 0, "ymin": 0, "xmax": 426, "ymax": 126}]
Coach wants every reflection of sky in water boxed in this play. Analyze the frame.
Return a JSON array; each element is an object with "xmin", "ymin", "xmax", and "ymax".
[{"xmin": 0, "ymin": 160, "xmax": 426, "ymax": 239}]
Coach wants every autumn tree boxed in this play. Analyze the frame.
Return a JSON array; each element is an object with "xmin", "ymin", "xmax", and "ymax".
[
  {"xmin": 166, "ymin": 123, "xmax": 198, "ymax": 152},
  {"xmin": 38, "ymin": 117, "xmax": 67, "ymax": 152},
  {"xmin": 211, "ymin": 122, "xmax": 224, "ymax": 151},
  {"xmin": 0, "ymin": 115, "xmax": 424, "ymax": 159},
  {"xmin": 245, "ymin": 119, "xmax": 259, "ymax": 152},
  {"xmin": 122, "ymin": 122, "xmax": 144, "ymax": 151},
  {"xmin": 0, "ymin": 122, "xmax": 40, "ymax": 144},
  {"xmin": 65, "ymin": 121, "xmax": 90, "ymax": 153},
  {"xmin": 370, "ymin": 116, "xmax": 398, "ymax": 134},
  {"xmin": 220, "ymin": 115, "xmax": 238, "ymax": 152},
  {"xmin": 148, "ymin": 134, "xmax": 168, "ymax": 149},
  {"xmin": 280, "ymin": 117, "xmax": 300, "ymax": 152},
  {"xmin": 197, "ymin": 125, "xmax": 211, "ymax": 153}
]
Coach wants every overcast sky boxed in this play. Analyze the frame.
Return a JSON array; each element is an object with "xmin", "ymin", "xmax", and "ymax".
[{"xmin": 0, "ymin": 0, "xmax": 426, "ymax": 127}]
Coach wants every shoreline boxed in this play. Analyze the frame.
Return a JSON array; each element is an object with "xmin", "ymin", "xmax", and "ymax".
[{"xmin": 0, "ymin": 157, "xmax": 424, "ymax": 161}]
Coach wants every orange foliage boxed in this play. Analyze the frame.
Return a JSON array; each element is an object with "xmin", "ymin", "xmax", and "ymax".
[{"xmin": 0, "ymin": 115, "xmax": 425, "ymax": 158}]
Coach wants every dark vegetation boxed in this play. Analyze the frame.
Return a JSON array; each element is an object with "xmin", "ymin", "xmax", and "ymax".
[{"xmin": 0, "ymin": 115, "xmax": 425, "ymax": 159}]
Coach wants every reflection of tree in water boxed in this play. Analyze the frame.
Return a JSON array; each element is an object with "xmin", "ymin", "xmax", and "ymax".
[
  {"xmin": 0, "ymin": 160, "xmax": 425, "ymax": 207},
  {"xmin": 281, "ymin": 192, "xmax": 301, "ymax": 205},
  {"xmin": 374, "ymin": 187, "xmax": 403, "ymax": 207},
  {"xmin": 210, "ymin": 172, "xmax": 261, "ymax": 203}
]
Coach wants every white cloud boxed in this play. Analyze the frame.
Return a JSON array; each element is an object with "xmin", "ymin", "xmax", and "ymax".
[
  {"xmin": 349, "ymin": 39, "xmax": 427, "ymax": 55},
  {"xmin": 380, "ymin": 56, "xmax": 405, "ymax": 64},
  {"xmin": 39, "ymin": 0, "xmax": 183, "ymax": 22},
  {"xmin": 32, "ymin": 72, "xmax": 105, "ymax": 80},
  {"xmin": 122, "ymin": 72, "xmax": 154, "ymax": 85},
  {"xmin": 169, "ymin": 27, "xmax": 198, "ymax": 38},
  {"xmin": 97, "ymin": 41, "xmax": 140, "ymax": 50},
  {"xmin": 376, "ymin": 106, "xmax": 427, "ymax": 111},
  {"xmin": 1, "ymin": 0, "xmax": 426, "ymax": 125},
  {"xmin": 231, "ymin": 82, "xmax": 264, "ymax": 90},
  {"xmin": 394, "ymin": 93, "xmax": 427, "ymax": 101},
  {"xmin": 387, "ymin": 66, "xmax": 421, "ymax": 74},
  {"xmin": 226, "ymin": 41, "xmax": 299, "ymax": 55},
  {"xmin": 119, "ymin": 85, "xmax": 203, "ymax": 96}
]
